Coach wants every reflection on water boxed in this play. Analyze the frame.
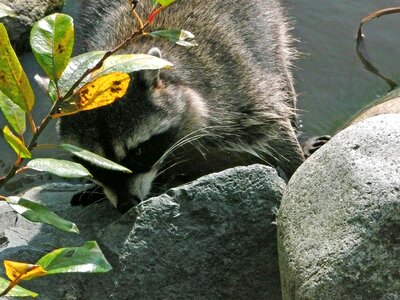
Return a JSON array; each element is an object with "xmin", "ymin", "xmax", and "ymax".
[{"xmin": 1, "ymin": 0, "xmax": 399, "ymax": 183}]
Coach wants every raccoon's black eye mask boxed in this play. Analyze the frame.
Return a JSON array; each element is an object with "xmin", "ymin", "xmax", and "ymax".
[{"xmin": 122, "ymin": 127, "xmax": 179, "ymax": 173}]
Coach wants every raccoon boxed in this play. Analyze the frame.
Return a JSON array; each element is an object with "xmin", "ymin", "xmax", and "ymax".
[{"xmin": 59, "ymin": 0, "xmax": 305, "ymax": 213}]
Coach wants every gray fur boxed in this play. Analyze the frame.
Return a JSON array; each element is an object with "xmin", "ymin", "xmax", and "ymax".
[{"xmin": 59, "ymin": 0, "xmax": 305, "ymax": 211}]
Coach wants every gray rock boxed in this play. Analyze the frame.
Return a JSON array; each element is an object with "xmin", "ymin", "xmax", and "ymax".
[
  {"xmin": 0, "ymin": 164, "xmax": 284, "ymax": 299},
  {"xmin": 278, "ymin": 114, "xmax": 400, "ymax": 299},
  {"xmin": 0, "ymin": 0, "xmax": 64, "ymax": 53}
]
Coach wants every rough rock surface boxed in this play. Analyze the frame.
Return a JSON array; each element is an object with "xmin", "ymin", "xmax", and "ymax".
[
  {"xmin": 278, "ymin": 114, "xmax": 400, "ymax": 299},
  {"xmin": 0, "ymin": 164, "xmax": 284, "ymax": 299},
  {"xmin": 0, "ymin": 0, "xmax": 64, "ymax": 53}
]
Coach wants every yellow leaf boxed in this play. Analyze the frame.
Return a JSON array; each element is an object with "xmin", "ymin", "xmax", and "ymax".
[
  {"xmin": 3, "ymin": 125, "xmax": 31, "ymax": 158},
  {"xmin": 52, "ymin": 72, "xmax": 130, "ymax": 118},
  {"xmin": 4, "ymin": 260, "xmax": 48, "ymax": 282}
]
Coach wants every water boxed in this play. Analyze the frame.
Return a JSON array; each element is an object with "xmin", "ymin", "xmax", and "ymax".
[
  {"xmin": 286, "ymin": 0, "xmax": 400, "ymax": 135},
  {"xmin": 1, "ymin": 0, "xmax": 400, "ymax": 176}
]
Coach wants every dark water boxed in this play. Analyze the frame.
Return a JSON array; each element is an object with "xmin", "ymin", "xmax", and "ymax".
[
  {"xmin": 1, "ymin": 0, "xmax": 400, "ymax": 173},
  {"xmin": 286, "ymin": 0, "xmax": 400, "ymax": 136}
]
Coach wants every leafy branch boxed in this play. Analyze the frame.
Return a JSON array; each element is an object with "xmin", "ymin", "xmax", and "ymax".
[{"xmin": 0, "ymin": 0, "xmax": 198, "ymax": 297}]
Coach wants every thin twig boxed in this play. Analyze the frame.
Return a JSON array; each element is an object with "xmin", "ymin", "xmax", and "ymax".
[{"xmin": 0, "ymin": 5, "xmax": 148, "ymax": 188}]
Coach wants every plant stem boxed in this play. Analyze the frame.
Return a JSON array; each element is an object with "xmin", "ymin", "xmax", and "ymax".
[
  {"xmin": 0, "ymin": 8, "xmax": 147, "ymax": 188},
  {"xmin": 0, "ymin": 277, "xmax": 21, "ymax": 297},
  {"xmin": 27, "ymin": 111, "xmax": 37, "ymax": 135}
]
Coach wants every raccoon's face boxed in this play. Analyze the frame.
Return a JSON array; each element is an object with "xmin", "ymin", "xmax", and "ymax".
[
  {"xmin": 92, "ymin": 125, "xmax": 181, "ymax": 213},
  {"xmin": 62, "ymin": 48, "xmax": 208, "ymax": 213}
]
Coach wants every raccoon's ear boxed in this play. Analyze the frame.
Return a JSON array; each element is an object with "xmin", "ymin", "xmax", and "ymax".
[
  {"xmin": 140, "ymin": 47, "xmax": 162, "ymax": 87},
  {"xmin": 148, "ymin": 47, "xmax": 162, "ymax": 59}
]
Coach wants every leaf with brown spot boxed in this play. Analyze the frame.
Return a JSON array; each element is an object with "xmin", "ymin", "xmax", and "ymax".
[
  {"xmin": 4, "ymin": 261, "xmax": 48, "ymax": 282},
  {"xmin": 30, "ymin": 13, "xmax": 74, "ymax": 81},
  {"xmin": 51, "ymin": 72, "xmax": 130, "ymax": 117},
  {"xmin": 0, "ymin": 24, "xmax": 35, "ymax": 112}
]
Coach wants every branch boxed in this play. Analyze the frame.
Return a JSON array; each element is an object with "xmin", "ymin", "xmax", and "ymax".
[{"xmin": 0, "ymin": 6, "xmax": 148, "ymax": 188}]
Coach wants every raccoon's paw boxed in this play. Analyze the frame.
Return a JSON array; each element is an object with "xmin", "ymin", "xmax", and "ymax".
[
  {"xmin": 71, "ymin": 186, "xmax": 105, "ymax": 207},
  {"xmin": 116, "ymin": 197, "xmax": 141, "ymax": 214},
  {"xmin": 302, "ymin": 135, "xmax": 331, "ymax": 158}
]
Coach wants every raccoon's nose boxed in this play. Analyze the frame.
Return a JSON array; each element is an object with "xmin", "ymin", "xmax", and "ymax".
[{"xmin": 116, "ymin": 195, "xmax": 141, "ymax": 214}]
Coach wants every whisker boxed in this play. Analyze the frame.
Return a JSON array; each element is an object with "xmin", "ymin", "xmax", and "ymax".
[
  {"xmin": 153, "ymin": 129, "xmax": 212, "ymax": 169},
  {"xmin": 86, "ymin": 196, "xmax": 108, "ymax": 208},
  {"xmin": 156, "ymin": 159, "xmax": 188, "ymax": 179}
]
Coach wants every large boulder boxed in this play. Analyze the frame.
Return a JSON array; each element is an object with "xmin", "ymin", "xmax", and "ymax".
[
  {"xmin": 278, "ymin": 114, "xmax": 400, "ymax": 299},
  {"xmin": 0, "ymin": 0, "xmax": 64, "ymax": 53},
  {"xmin": 0, "ymin": 164, "xmax": 284, "ymax": 299}
]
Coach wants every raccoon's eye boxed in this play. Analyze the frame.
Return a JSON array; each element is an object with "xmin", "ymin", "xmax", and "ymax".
[
  {"xmin": 134, "ymin": 147, "xmax": 142, "ymax": 156},
  {"xmin": 122, "ymin": 127, "xmax": 179, "ymax": 173}
]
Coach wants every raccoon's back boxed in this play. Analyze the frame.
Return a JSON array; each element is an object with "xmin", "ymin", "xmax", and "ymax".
[
  {"xmin": 78, "ymin": 0, "xmax": 296, "ymax": 114},
  {"xmin": 63, "ymin": 0, "xmax": 304, "ymax": 181}
]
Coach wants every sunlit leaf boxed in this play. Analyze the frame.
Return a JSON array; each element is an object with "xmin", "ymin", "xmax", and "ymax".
[
  {"xmin": 0, "ymin": 3, "xmax": 15, "ymax": 17},
  {"xmin": 26, "ymin": 158, "xmax": 92, "ymax": 178},
  {"xmin": 52, "ymin": 72, "xmax": 130, "ymax": 117},
  {"xmin": 0, "ymin": 277, "xmax": 38, "ymax": 297},
  {"xmin": 6, "ymin": 196, "xmax": 80, "ymax": 233},
  {"xmin": 30, "ymin": 13, "xmax": 74, "ymax": 81},
  {"xmin": 4, "ymin": 261, "xmax": 48, "ymax": 281},
  {"xmin": 60, "ymin": 143, "xmax": 132, "ymax": 173},
  {"xmin": 92, "ymin": 54, "xmax": 173, "ymax": 78},
  {"xmin": 157, "ymin": 0, "xmax": 177, "ymax": 7},
  {"xmin": 150, "ymin": 29, "xmax": 197, "ymax": 47},
  {"xmin": 55, "ymin": 51, "xmax": 106, "ymax": 97},
  {"xmin": 0, "ymin": 24, "xmax": 35, "ymax": 112},
  {"xmin": 36, "ymin": 241, "xmax": 113, "ymax": 274},
  {"xmin": 2, "ymin": 125, "xmax": 31, "ymax": 158},
  {"xmin": 0, "ymin": 90, "xmax": 26, "ymax": 135}
]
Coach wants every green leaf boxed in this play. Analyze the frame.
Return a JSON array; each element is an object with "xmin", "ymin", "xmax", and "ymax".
[
  {"xmin": 55, "ymin": 51, "xmax": 106, "ymax": 97},
  {"xmin": 60, "ymin": 143, "xmax": 132, "ymax": 173},
  {"xmin": 0, "ymin": 277, "xmax": 38, "ymax": 298},
  {"xmin": 0, "ymin": 90, "xmax": 26, "ymax": 135},
  {"xmin": 53, "ymin": 52, "xmax": 172, "ymax": 98},
  {"xmin": 6, "ymin": 196, "xmax": 79, "ymax": 233},
  {"xmin": 157, "ymin": 0, "xmax": 178, "ymax": 7},
  {"xmin": 0, "ymin": 24, "xmax": 35, "ymax": 112},
  {"xmin": 0, "ymin": 3, "xmax": 15, "ymax": 17},
  {"xmin": 150, "ymin": 30, "xmax": 197, "ymax": 47},
  {"xmin": 36, "ymin": 241, "xmax": 113, "ymax": 274},
  {"xmin": 30, "ymin": 13, "xmax": 75, "ymax": 81},
  {"xmin": 26, "ymin": 158, "xmax": 92, "ymax": 178},
  {"xmin": 93, "ymin": 53, "xmax": 173, "ymax": 78},
  {"xmin": 2, "ymin": 125, "xmax": 31, "ymax": 158}
]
